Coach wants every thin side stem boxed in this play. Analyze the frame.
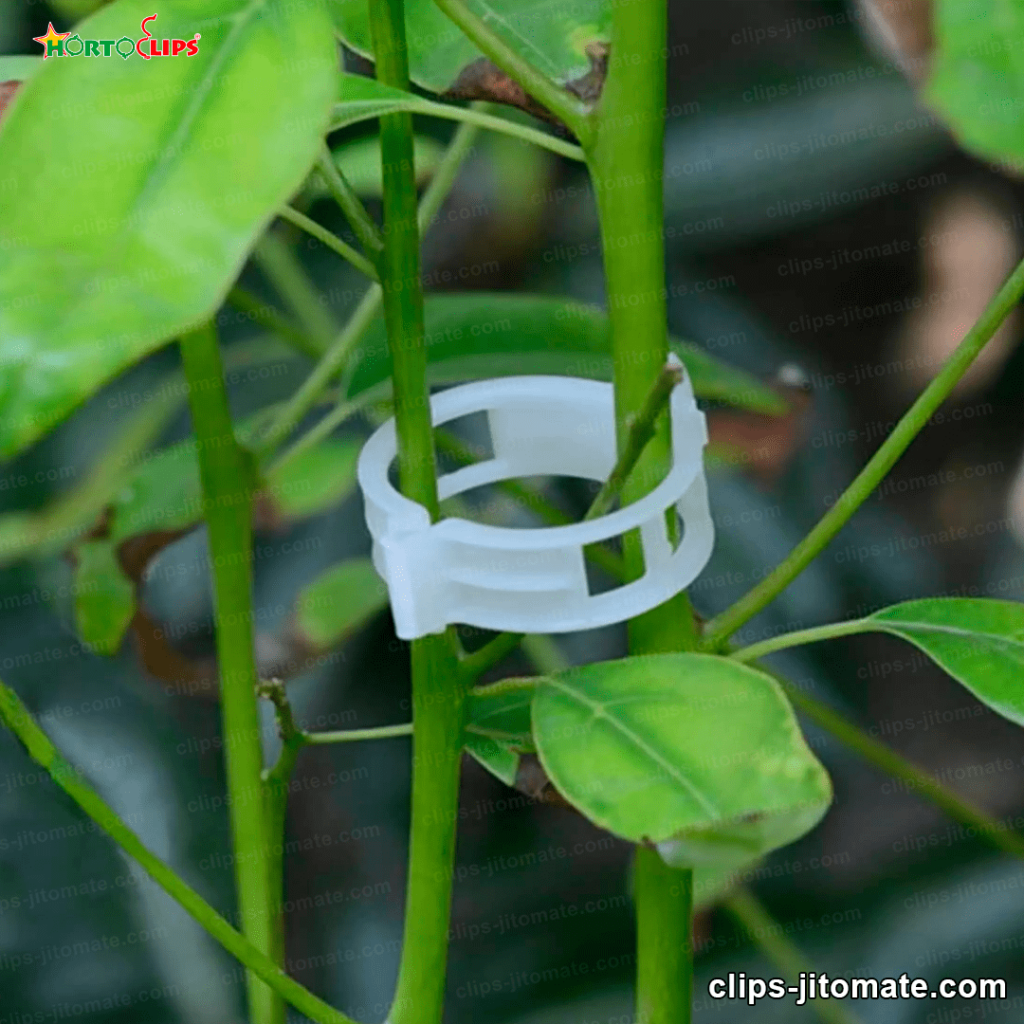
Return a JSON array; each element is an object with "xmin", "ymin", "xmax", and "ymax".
[
  {"xmin": 417, "ymin": 113, "xmax": 482, "ymax": 230},
  {"xmin": 179, "ymin": 323, "xmax": 276, "ymax": 1024},
  {"xmin": 584, "ymin": 361, "xmax": 682, "ymax": 522},
  {"xmin": 0, "ymin": 679, "xmax": 355, "ymax": 1024},
  {"xmin": 278, "ymin": 205, "xmax": 380, "ymax": 282},
  {"xmin": 255, "ymin": 232, "xmax": 338, "ymax": 352},
  {"xmin": 459, "ymin": 632, "xmax": 526, "ymax": 682},
  {"xmin": 775, "ymin": 675, "xmax": 1024, "ymax": 861},
  {"xmin": 703, "ymin": 255, "xmax": 1024, "ymax": 650},
  {"xmin": 368, "ymin": 6, "xmax": 465, "ymax": 1024},
  {"xmin": 227, "ymin": 286, "xmax": 325, "ymax": 360},
  {"xmin": 256, "ymin": 117, "xmax": 482, "ymax": 464},
  {"xmin": 635, "ymin": 846, "xmax": 692, "ymax": 1024},
  {"xmin": 725, "ymin": 889, "xmax": 862, "ymax": 1024},
  {"xmin": 254, "ymin": 286, "xmax": 381, "ymax": 457},
  {"xmin": 329, "ymin": 97, "xmax": 585, "ymax": 162},
  {"xmin": 730, "ymin": 619, "xmax": 870, "ymax": 664},
  {"xmin": 431, "ymin": 0, "xmax": 593, "ymax": 144},
  {"xmin": 317, "ymin": 142, "xmax": 385, "ymax": 258},
  {"xmin": 521, "ymin": 634, "xmax": 569, "ymax": 675},
  {"xmin": 266, "ymin": 395, "xmax": 370, "ymax": 474},
  {"xmin": 305, "ymin": 723, "xmax": 413, "ymax": 744}
]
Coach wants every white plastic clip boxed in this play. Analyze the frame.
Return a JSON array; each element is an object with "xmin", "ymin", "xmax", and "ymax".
[{"xmin": 357, "ymin": 356, "xmax": 715, "ymax": 639}]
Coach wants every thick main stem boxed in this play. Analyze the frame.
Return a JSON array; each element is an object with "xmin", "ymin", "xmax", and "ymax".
[
  {"xmin": 180, "ymin": 323, "xmax": 279, "ymax": 1024},
  {"xmin": 635, "ymin": 847, "xmax": 692, "ymax": 1024},
  {"xmin": 368, "ymin": 4, "xmax": 464, "ymax": 1024},
  {"xmin": 587, "ymin": 4, "xmax": 695, "ymax": 1021}
]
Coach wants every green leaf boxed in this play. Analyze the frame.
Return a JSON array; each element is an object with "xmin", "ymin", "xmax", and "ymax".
[
  {"xmin": 865, "ymin": 598, "xmax": 1024, "ymax": 726},
  {"xmin": 532, "ymin": 654, "xmax": 831, "ymax": 855},
  {"xmin": 295, "ymin": 559, "xmax": 388, "ymax": 650},
  {"xmin": 462, "ymin": 677, "xmax": 535, "ymax": 784},
  {"xmin": 464, "ymin": 734, "xmax": 520, "ymax": 786},
  {"xmin": 347, "ymin": 294, "xmax": 786, "ymax": 414},
  {"xmin": 0, "ymin": 0, "xmax": 337, "ymax": 458},
  {"xmin": 110, "ymin": 443, "xmax": 202, "ymax": 544},
  {"xmin": 928, "ymin": 0, "xmax": 1024, "ymax": 164},
  {"xmin": 0, "ymin": 57, "xmax": 43, "ymax": 82},
  {"xmin": 75, "ymin": 541, "xmax": 135, "ymax": 655},
  {"xmin": 329, "ymin": 0, "xmax": 610, "ymax": 95},
  {"xmin": 109, "ymin": 435, "xmax": 358, "ymax": 545},
  {"xmin": 262, "ymin": 439, "xmax": 361, "ymax": 520}
]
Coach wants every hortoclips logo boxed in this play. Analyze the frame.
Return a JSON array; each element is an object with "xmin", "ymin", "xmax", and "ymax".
[{"xmin": 33, "ymin": 15, "xmax": 201, "ymax": 61}]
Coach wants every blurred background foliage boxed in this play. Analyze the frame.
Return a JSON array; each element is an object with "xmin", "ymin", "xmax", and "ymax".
[{"xmin": 3, "ymin": 0, "xmax": 1024, "ymax": 1022}]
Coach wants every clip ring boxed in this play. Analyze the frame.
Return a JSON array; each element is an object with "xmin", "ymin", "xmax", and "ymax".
[{"xmin": 357, "ymin": 359, "xmax": 715, "ymax": 639}]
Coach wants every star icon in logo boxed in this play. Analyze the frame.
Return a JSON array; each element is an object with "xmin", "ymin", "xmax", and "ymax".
[{"xmin": 32, "ymin": 22, "xmax": 69, "ymax": 59}]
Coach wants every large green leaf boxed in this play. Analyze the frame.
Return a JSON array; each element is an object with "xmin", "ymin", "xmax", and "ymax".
[
  {"xmin": 532, "ymin": 654, "xmax": 831, "ymax": 854},
  {"xmin": 295, "ymin": 558, "xmax": 388, "ymax": 650},
  {"xmin": 329, "ymin": 0, "xmax": 609, "ymax": 95},
  {"xmin": 0, "ymin": 0, "xmax": 337, "ymax": 458},
  {"xmin": 865, "ymin": 599, "xmax": 1024, "ymax": 726},
  {"xmin": 928, "ymin": 0, "xmax": 1024, "ymax": 164},
  {"xmin": 75, "ymin": 541, "xmax": 135, "ymax": 655},
  {"xmin": 0, "ymin": 57, "xmax": 42, "ymax": 82},
  {"xmin": 346, "ymin": 294, "xmax": 786, "ymax": 414}
]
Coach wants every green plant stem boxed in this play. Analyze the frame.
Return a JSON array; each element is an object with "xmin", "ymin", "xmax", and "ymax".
[
  {"xmin": 267, "ymin": 395, "xmax": 370, "ymax": 473},
  {"xmin": 725, "ymin": 889, "xmax": 862, "ymax": 1024},
  {"xmin": 305, "ymin": 723, "xmax": 413, "ymax": 744},
  {"xmin": 774, "ymin": 675, "xmax": 1024, "ymax": 860},
  {"xmin": 417, "ymin": 112, "xmax": 482, "ymax": 231},
  {"xmin": 255, "ymin": 232, "xmax": 338, "ymax": 352},
  {"xmin": 254, "ymin": 287, "xmax": 381, "ymax": 457},
  {"xmin": 368, "ymin": 5, "xmax": 465, "ymax": 1024},
  {"xmin": 588, "ymin": 3, "xmax": 696, "ymax": 1021},
  {"xmin": 255, "ymin": 117, "xmax": 481, "ymax": 463},
  {"xmin": 317, "ymin": 142, "xmax": 385, "ymax": 259},
  {"xmin": 703, "ymin": 255, "xmax": 1024, "ymax": 650},
  {"xmin": 431, "ymin": 0, "xmax": 592, "ymax": 144},
  {"xmin": 330, "ymin": 95, "xmax": 584, "ymax": 161},
  {"xmin": 278, "ymin": 205, "xmax": 380, "ymax": 282},
  {"xmin": 179, "ymin": 323, "xmax": 275, "ymax": 1024},
  {"xmin": 521, "ymin": 634, "xmax": 568, "ymax": 675},
  {"xmin": 445, "ymin": 356, "xmax": 688, "ymax": 673},
  {"xmin": 459, "ymin": 631, "xmax": 527, "ymax": 681},
  {"xmin": 227, "ymin": 286, "xmax": 325, "ymax": 360},
  {"xmin": 584, "ymin": 360, "xmax": 682, "ymax": 522},
  {"xmin": 0, "ymin": 679, "xmax": 355, "ymax": 1024},
  {"xmin": 730, "ymin": 619, "xmax": 870, "ymax": 663},
  {"xmin": 635, "ymin": 845, "xmax": 692, "ymax": 1024}
]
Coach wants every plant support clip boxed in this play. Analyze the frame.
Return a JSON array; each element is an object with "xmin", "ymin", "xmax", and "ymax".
[{"xmin": 357, "ymin": 358, "xmax": 715, "ymax": 639}]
